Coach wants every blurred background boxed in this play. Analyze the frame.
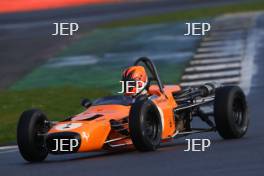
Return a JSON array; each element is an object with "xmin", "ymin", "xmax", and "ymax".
[{"xmin": 0, "ymin": 0, "xmax": 263, "ymax": 145}]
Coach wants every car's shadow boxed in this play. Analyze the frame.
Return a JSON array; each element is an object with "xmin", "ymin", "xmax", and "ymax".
[{"xmin": 21, "ymin": 135, "xmax": 251, "ymax": 165}]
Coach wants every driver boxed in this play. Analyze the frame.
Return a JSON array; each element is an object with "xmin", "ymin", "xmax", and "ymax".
[{"xmin": 121, "ymin": 66, "xmax": 148, "ymax": 97}]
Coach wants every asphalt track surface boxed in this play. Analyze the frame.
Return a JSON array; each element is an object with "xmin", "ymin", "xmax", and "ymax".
[
  {"xmin": 1, "ymin": 72, "xmax": 264, "ymax": 176},
  {"xmin": 0, "ymin": 0, "xmax": 251, "ymax": 89},
  {"xmin": 1, "ymin": 1, "xmax": 264, "ymax": 176}
]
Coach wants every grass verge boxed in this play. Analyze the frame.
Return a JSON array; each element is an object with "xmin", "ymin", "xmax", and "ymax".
[
  {"xmin": 103, "ymin": 0, "xmax": 264, "ymax": 28},
  {"xmin": 0, "ymin": 86, "xmax": 110, "ymax": 144}
]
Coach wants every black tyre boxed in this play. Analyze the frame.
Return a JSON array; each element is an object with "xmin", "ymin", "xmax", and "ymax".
[
  {"xmin": 129, "ymin": 95, "xmax": 162, "ymax": 151},
  {"xmin": 214, "ymin": 86, "xmax": 249, "ymax": 139},
  {"xmin": 17, "ymin": 109, "xmax": 49, "ymax": 162}
]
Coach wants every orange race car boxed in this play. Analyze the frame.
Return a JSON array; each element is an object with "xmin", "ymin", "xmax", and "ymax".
[{"xmin": 17, "ymin": 57, "xmax": 249, "ymax": 162}]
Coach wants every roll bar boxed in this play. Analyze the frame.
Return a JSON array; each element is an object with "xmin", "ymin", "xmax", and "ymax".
[{"xmin": 134, "ymin": 57, "xmax": 164, "ymax": 93}]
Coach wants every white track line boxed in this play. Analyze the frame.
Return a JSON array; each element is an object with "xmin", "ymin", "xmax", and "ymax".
[
  {"xmin": 201, "ymin": 40, "xmax": 244, "ymax": 47},
  {"xmin": 185, "ymin": 63, "xmax": 241, "ymax": 72},
  {"xmin": 180, "ymin": 77, "xmax": 240, "ymax": 86},
  {"xmin": 0, "ymin": 149, "xmax": 18, "ymax": 154},
  {"xmin": 197, "ymin": 46, "xmax": 242, "ymax": 52},
  {"xmin": 0, "ymin": 145, "xmax": 18, "ymax": 150},
  {"xmin": 182, "ymin": 70, "xmax": 240, "ymax": 80},
  {"xmin": 192, "ymin": 56, "xmax": 241, "ymax": 61},
  {"xmin": 0, "ymin": 145, "xmax": 18, "ymax": 154},
  {"xmin": 212, "ymin": 27, "xmax": 247, "ymax": 32},
  {"xmin": 203, "ymin": 35, "xmax": 244, "ymax": 42},
  {"xmin": 190, "ymin": 57, "xmax": 241, "ymax": 65},
  {"xmin": 209, "ymin": 30, "xmax": 244, "ymax": 36},
  {"xmin": 194, "ymin": 52, "xmax": 241, "ymax": 59},
  {"xmin": 181, "ymin": 13, "xmax": 257, "ymax": 88},
  {"xmin": 203, "ymin": 36, "xmax": 243, "ymax": 42}
]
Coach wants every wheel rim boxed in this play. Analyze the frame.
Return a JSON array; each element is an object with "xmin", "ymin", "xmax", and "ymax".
[
  {"xmin": 143, "ymin": 111, "xmax": 159, "ymax": 140},
  {"xmin": 34, "ymin": 120, "xmax": 48, "ymax": 152}
]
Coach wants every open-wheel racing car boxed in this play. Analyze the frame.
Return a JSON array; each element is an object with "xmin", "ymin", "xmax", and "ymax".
[{"xmin": 17, "ymin": 57, "xmax": 249, "ymax": 162}]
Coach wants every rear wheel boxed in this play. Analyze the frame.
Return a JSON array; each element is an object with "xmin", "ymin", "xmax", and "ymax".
[
  {"xmin": 129, "ymin": 95, "xmax": 162, "ymax": 151},
  {"xmin": 17, "ymin": 109, "xmax": 49, "ymax": 162},
  {"xmin": 214, "ymin": 86, "xmax": 249, "ymax": 139}
]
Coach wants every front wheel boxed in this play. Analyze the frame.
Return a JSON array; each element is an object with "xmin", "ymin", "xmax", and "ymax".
[
  {"xmin": 129, "ymin": 95, "xmax": 162, "ymax": 151},
  {"xmin": 214, "ymin": 86, "xmax": 249, "ymax": 139},
  {"xmin": 17, "ymin": 109, "xmax": 49, "ymax": 162}
]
